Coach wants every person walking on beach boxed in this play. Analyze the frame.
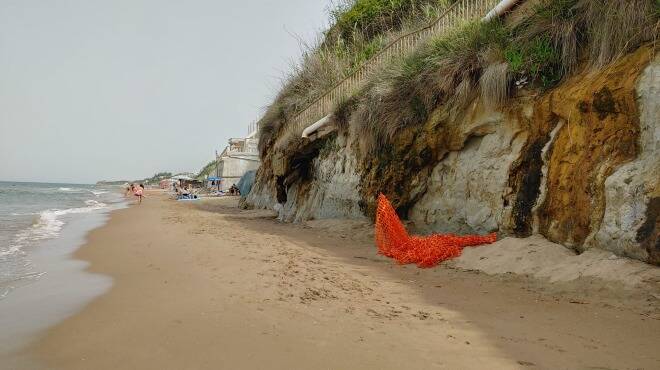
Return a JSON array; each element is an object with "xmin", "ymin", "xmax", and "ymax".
[{"xmin": 134, "ymin": 184, "xmax": 145, "ymax": 204}]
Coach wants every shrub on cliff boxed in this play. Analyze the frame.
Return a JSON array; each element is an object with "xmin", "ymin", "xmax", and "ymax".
[
  {"xmin": 350, "ymin": 19, "xmax": 510, "ymax": 155},
  {"xmin": 257, "ymin": 0, "xmax": 657, "ymax": 166},
  {"xmin": 328, "ymin": 0, "xmax": 457, "ymax": 41},
  {"xmin": 257, "ymin": 0, "xmax": 455, "ymax": 157},
  {"xmin": 346, "ymin": 0, "xmax": 659, "ymax": 156},
  {"xmin": 196, "ymin": 160, "xmax": 218, "ymax": 180}
]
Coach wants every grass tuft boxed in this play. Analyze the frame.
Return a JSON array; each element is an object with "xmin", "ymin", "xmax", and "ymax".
[
  {"xmin": 579, "ymin": 0, "xmax": 658, "ymax": 66},
  {"xmin": 348, "ymin": 19, "xmax": 511, "ymax": 155},
  {"xmin": 480, "ymin": 58, "xmax": 510, "ymax": 108},
  {"xmin": 259, "ymin": 0, "xmax": 658, "ymax": 163}
]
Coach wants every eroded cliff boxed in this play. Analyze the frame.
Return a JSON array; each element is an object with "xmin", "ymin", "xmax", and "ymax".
[{"xmin": 248, "ymin": 47, "xmax": 659, "ymax": 265}]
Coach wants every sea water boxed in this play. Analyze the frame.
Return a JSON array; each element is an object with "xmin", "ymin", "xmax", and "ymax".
[
  {"xmin": 0, "ymin": 181, "xmax": 127, "ymax": 358},
  {"xmin": 0, "ymin": 182, "xmax": 125, "ymax": 299}
]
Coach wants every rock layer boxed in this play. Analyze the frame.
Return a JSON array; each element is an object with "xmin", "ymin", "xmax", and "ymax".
[
  {"xmin": 537, "ymin": 48, "xmax": 652, "ymax": 250},
  {"xmin": 588, "ymin": 53, "xmax": 659, "ymax": 264},
  {"xmin": 248, "ymin": 47, "xmax": 659, "ymax": 265},
  {"xmin": 409, "ymin": 105, "xmax": 528, "ymax": 235}
]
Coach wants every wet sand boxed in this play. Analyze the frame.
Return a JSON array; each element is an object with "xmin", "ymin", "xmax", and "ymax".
[
  {"xmin": 12, "ymin": 193, "xmax": 660, "ymax": 369},
  {"xmin": 0, "ymin": 211, "xmax": 113, "ymax": 361}
]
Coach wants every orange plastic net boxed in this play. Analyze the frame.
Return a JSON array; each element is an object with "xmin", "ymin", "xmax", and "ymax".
[{"xmin": 375, "ymin": 193, "xmax": 497, "ymax": 268}]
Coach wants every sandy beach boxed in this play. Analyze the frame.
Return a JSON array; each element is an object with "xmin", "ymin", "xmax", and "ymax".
[
  {"xmin": 8, "ymin": 192, "xmax": 660, "ymax": 370},
  {"xmin": 2, "ymin": 1, "xmax": 658, "ymax": 369}
]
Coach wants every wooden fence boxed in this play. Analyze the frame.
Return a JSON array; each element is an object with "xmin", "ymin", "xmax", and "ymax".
[{"xmin": 272, "ymin": 0, "xmax": 500, "ymax": 150}]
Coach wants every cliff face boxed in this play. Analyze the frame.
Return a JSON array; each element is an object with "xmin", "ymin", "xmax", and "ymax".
[
  {"xmin": 248, "ymin": 47, "xmax": 659, "ymax": 265},
  {"xmin": 588, "ymin": 52, "xmax": 659, "ymax": 264},
  {"xmin": 409, "ymin": 101, "xmax": 531, "ymax": 235},
  {"xmin": 278, "ymin": 137, "xmax": 364, "ymax": 223},
  {"xmin": 247, "ymin": 136, "xmax": 364, "ymax": 223},
  {"xmin": 537, "ymin": 49, "xmax": 649, "ymax": 249}
]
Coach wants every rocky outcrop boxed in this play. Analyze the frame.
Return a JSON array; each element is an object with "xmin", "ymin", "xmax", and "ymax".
[
  {"xmin": 412, "ymin": 47, "xmax": 657, "ymax": 264},
  {"xmin": 245, "ymin": 162, "xmax": 277, "ymax": 211},
  {"xmin": 587, "ymin": 54, "xmax": 659, "ymax": 264},
  {"xmin": 249, "ymin": 46, "xmax": 659, "ymax": 265},
  {"xmin": 536, "ymin": 48, "xmax": 652, "ymax": 250},
  {"xmin": 280, "ymin": 138, "xmax": 364, "ymax": 222},
  {"xmin": 409, "ymin": 104, "xmax": 529, "ymax": 234},
  {"xmin": 247, "ymin": 136, "xmax": 364, "ymax": 222}
]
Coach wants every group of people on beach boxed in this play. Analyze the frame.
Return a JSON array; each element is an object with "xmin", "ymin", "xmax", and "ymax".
[
  {"xmin": 173, "ymin": 182, "xmax": 199, "ymax": 200},
  {"xmin": 125, "ymin": 183, "xmax": 145, "ymax": 203},
  {"xmin": 228, "ymin": 184, "xmax": 240, "ymax": 196}
]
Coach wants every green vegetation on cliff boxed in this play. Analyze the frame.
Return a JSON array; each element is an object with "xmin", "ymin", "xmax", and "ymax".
[
  {"xmin": 196, "ymin": 160, "xmax": 218, "ymax": 180},
  {"xmin": 328, "ymin": 0, "xmax": 457, "ymax": 41},
  {"xmin": 258, "ymin": 0, "xmax": 455, "ymax": 156},
  {"xmin": 258, "ymin": 0, "xmax": 657, "ymax": 159},
  {"xmin": 253, "ymin": 0, "xmax": 657, "ymax": 224},
  {"xmin": 140, "ymin": 172, "xmax": 172, "ymax": 185},
  {"xmin": 98, "ymin": 172, "xmax": 173, "ymax": 186}
]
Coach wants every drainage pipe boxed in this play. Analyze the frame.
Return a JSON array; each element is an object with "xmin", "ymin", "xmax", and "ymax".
[
  {"xmin": 482, "ymin": 0, "xmax": 520, "ymax": 22},
  {"xmin": 301, "ymin": 1, "xmax": 520, "ymax": 139},
  {"xmin": 301, "ymin": 114, "xmax": 332, "ymax": 139}
]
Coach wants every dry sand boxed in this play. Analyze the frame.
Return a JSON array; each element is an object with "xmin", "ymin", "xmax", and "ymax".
[{"xmin": 10, "ymin": 193, "xmax": 660, "ymax": 369}]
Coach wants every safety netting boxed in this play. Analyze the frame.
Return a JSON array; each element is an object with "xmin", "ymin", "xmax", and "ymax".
[{"xmin": 375, "ymin": 193, "xmax": 497, "ymax": 268}]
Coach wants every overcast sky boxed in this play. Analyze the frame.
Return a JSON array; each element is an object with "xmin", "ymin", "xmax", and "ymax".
[{"xmin": 0, "ymin": 0, "xmax": 330, "ymax": 184}]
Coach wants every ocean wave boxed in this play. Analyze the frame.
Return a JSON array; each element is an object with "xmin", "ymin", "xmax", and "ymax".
[
  {"xmin": 0, "ymin": 244, "xmax": 23, "ymax": 257},
  {"xmin": 5, "ymin": 200, "xmax": 108, "ymax": 256},
  {"xmin": 84, "ymin": 200, "xmax": 107, "ymax": 208},
  {"xmin": 90, "ymin": 190, "xmax": 109, "ymax": 196},
  {"xmin": 58, "ymin": 187, "xmax": 85, "ymax": 193}
]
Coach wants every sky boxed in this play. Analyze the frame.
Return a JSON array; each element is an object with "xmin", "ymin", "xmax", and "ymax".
[{"xmin": 0, "ymin": 0, "xmax": 331, "ymax": 184}]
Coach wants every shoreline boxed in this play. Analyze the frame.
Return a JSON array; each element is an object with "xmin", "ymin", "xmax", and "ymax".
[
  {"xmin": 1, "ymin": 199, "xmax": 125, "ymax": 365},
  {"xmin": 9, "ymin": 193, "xmax": 660, "ymax": 369}
]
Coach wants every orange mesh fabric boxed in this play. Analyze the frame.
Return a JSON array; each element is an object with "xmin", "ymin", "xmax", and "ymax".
[{"xmin": 375, "ymin": 193, "xmax": 497, "ymax": 268}]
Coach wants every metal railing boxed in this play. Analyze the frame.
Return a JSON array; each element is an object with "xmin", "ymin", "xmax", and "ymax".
[{"xmin": 272, "ymin": 0, "xmax": 499, "ymax": 150}]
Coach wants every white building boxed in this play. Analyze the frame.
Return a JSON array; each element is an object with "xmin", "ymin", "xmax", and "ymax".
[{"xmin": 214, "ymin": 130, "xmax": 260, "ymax": 191}]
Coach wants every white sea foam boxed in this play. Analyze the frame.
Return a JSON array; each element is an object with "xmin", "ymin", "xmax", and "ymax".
[
  {"xmin": 0, "ymin": 245, "xmax": 23, "ymax": 257},
  {"xmin": 4, "ymin": 200, "xmax": 108, "ymax": 256},
  {"xmin": 84, "ymin": 200, "xmax": 107, "ymax": 208},
  {"xmin": 90, "ymin": 190, "xmax": 109, "ymax": 196},
  {"xmin": 58, "ymin": 187, "xmax": 85, "ymax": 193}
]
